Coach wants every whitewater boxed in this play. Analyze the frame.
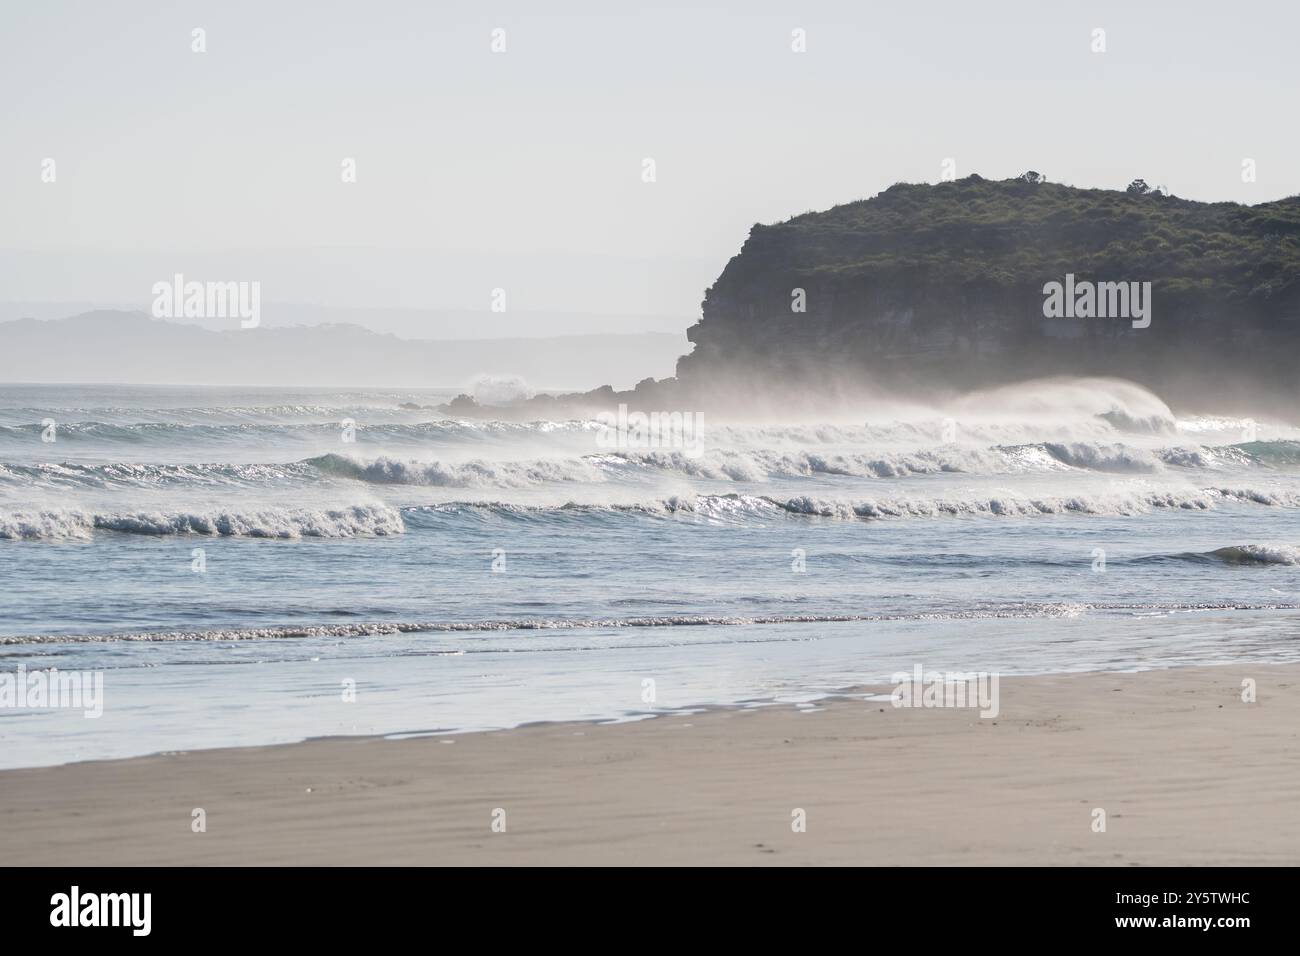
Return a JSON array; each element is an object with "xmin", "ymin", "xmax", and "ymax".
[{"xmin": 2, "ymin": 381, "xmax": 1299, "ymax": 767}]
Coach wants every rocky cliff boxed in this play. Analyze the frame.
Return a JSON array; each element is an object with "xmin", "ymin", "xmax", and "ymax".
[{"xmin": 673, "ymin": 175, "xmax": 1300, "ymax": 413}]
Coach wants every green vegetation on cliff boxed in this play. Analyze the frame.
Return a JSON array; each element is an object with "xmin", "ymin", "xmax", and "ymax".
[
  {"xmin": 675, "ymin": 176, "xmax": 1300, "ymax": 408},
  {"xmin": 720, "ymin": 175, "xmax": 1300, "ymax": 302}
]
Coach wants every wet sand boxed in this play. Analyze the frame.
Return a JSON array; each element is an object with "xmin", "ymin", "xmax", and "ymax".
[{"xmin": 2, "ymin": 664, "xmax": 1298, "ymax": 865}]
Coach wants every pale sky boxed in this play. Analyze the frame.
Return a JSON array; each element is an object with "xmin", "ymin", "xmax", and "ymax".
[{"xmin": 2, "ymin": 0, "xmax": 1296, "ymax": 330}]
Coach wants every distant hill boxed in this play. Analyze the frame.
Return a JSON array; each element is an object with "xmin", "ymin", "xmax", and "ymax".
[
  {"xmin": 0, "ymin": 302, "xmax": 694, "ymax": 339},
  {"xmin": 673, "ymin": 176, "xmax": 1300, "ymax": 412},
  {"xmin": 0, "ymin": 311, "xmax": 685, "ymax": 390}
]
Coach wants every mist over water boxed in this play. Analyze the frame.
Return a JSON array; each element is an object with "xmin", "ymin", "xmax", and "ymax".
[{"xmin": 3, "ymin": 379, "xmax": 1299, "ymax": 766}]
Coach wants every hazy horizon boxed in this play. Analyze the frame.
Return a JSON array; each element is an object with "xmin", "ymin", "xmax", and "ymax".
[{"xmin": 5, "ymin": 0, "xmax": 1298, "ymax": 338}]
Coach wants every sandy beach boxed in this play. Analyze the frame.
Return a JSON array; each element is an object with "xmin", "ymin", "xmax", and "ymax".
[{"xmin": 2, "ymin": 663, "xmax": 1298, "ymax": 866}]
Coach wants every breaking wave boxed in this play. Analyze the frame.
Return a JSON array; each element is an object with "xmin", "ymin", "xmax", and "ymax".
[
  {"xmin": 0, "ymin": 418, "xmax": 603, "ymax": 446},
  {"xmin": 298, "ymin": 441, "xmax": 1300, "ymax": 487},
  {"xmin": 411, "ymin": 486, "xmax": 1300, "ymax": 523},
  {"xmin": 1204, "ymin": 544, "xmax": 1300, "ymax": 565},
  {"xmin": 604, "ymin": 447, "xmax": 1008, "ymax": 480},
  {"xmin": 7, "ymin": 484, "xmax": 1300, "ymax": 541},
  {"xmin": 767, "ymin": 489, "xmax": 1234, "ymax": 519},
  {"xmin": 305, "ymin": 453, "xmax": 604, "ymax": 487},
  {"xmin": 0, "ymin": 504, "xmax": 404, "ymax": 540},
  {"xmin": 0, "ymin": 460, "xmax": 317, "ymax": 489},
  {"xmin": 0, "ymin": 439, "xmax": 1281, "ymax": 494},
  {"xmin": 7, "ymin": 599, "xmax": 1298, "ymax": 645}
]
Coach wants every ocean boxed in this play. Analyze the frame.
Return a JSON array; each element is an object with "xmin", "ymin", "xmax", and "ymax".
[{"xmin": 2, "ymin": 381, "xmax": 1298, "ymax": 768}]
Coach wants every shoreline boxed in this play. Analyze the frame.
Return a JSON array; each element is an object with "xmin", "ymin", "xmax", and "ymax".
[{"xmin": 2, "ymin": 662, "xmax": 1298, "ymax": 865}]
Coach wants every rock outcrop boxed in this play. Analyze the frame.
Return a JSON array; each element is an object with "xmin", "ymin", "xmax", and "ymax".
[{"xmin": 673, "ymin": 176, "xmax": 1300, "ymax": 413}]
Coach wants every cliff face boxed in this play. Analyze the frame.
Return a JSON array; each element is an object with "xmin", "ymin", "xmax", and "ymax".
[{"xmin": 676, "ymin": 176, "xmax": 1300, "ymax": 411}]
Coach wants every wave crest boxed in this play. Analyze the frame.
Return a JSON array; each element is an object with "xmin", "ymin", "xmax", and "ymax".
[
  {"xmin": 306, "ymin": 453, "xmax": 603, "ymax": 487},
  {"xmin": 0, "ymin": 504, "xmax": 404, "ymax": 540},
  {"xmin": 1206, "ymin": 544, "xmax": 1300, "ymax": 565}
]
